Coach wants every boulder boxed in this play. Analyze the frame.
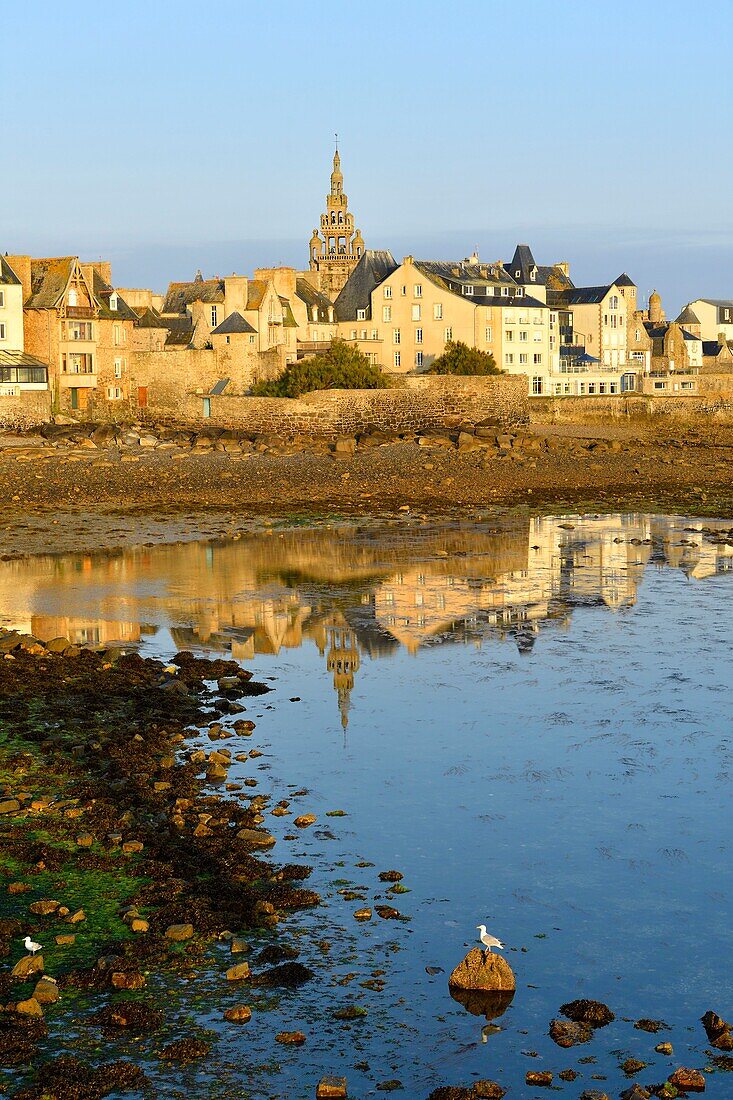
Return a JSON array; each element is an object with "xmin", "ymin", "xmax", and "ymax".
[
  {"xmin": 165, "ymin": 923, "xmax": 194, "ymax": 942},
  {"xmin": 12, "ymin": 954, "xmax": 45, "ymax": 979},
  {"xmin": 448, "ymin": 949, "xmax": 515, "ymax": 993},
  {"xmin": 549, "ymin": 1018, "xmax": 593, "ymax": 1047},
  {"xmin": 316, "ymin": 1077, "xmax": 348, "ymax": 1099},
  {"xmin": 668, "ymin": 1067, "xmax": 706, "ymax": 1092},
  {"xmin": 224, "ymin": 1004, "xmax": 252, "ymax": 1023},
  {"xmin": 276, "ymin": 1030, "xmax": 306, "ymax": 1044},
  {"xmin": 559, "ymin": 998, "xmax": 614, "ymax": 1027},
  {"xmin": 226, "ymin": 962, "xmax": 251, "ymax": 981},
  {"xmin": 525, "ymin": 1071, "xmax": 553, "ymax": 1087},
  {"xmin": 15, "ymin": 997, "xmax": 43, "ymax": 1017},
  {"xmin": 0, "ymin": 799, "xmax": 21, "ymax": 814},
  {"xmin": 29, "ymin": 899, "xmax": 60, "ymax": 916},
  {"xmin": 33, "ymin": 978, "xmax": 59, "ymax": 1005}
]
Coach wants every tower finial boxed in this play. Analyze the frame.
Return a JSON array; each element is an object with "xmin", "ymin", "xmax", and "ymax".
[{"xmin": 335, "ymin": 131, "xmax": 338, "ymax": 153}]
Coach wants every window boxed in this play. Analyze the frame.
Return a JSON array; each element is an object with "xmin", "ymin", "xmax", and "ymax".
[
  {"xmin": 501, "ymin": 287, "xmax": 509, "ymax": 296},
  {"xmin": 519, "ymin": 330, "xmax": 528, "ymax": 342},
  {"xmin": 485, "ymin": 326, "xmax": 492, "ymax": 342},
  {"xmin": 415, "ymin": 328, "xmax": 423, "ymax": 344},
  {"xmin": 505, "ymin": 329, "xmax": 514, "ymax": 342},
  {"xmin": 401, "ymin": 285, "xmax": 407, "ymax": 296},
  {"xmin": 415, "ymin": 351, "xmax": 423, "ymax": 367},
  {"xmin": 68, "ymin": 289, "xmax": 78, "ymax": 307},
  {"xmin": 433, "ymin": 303, "xmax": 443, "ymax": 320},
  {"xmin": 533, "ymin": 353, "xmax": 542, "ymax": 364},
  {"xmin": 505, "ymin": 353, "xmax": 514, "ymax": 365},
  {"xmin": 359, "ymin": 329, "xmax": 367, "ymax": 340},
  {"xmin": 414, "ymin": 284, "xmax": 422, "ymax": 297},
  {"xmin": 0, "ymin": 323, "xmax": 5, "ymax": 341},
  {"xmin": 519, "ymin": 353, "xmax": 528, "ymax": 364},
  {"xmin": 357, "ymin": 308, "xmax": 366, "ymax": 320},
  {"xmin": 351, "ymin": 329, "xmax": 357, "ymax": 339},
  {"xmin": 113, "ymin": 324, "xmax": 121, "ymax": 346},
  {"xmin": 371, "ymin": 329, "xmax": 378, "ymax": 340},
  {"xmin": 382, "ymin": 305, "xmax": 392, "ymax": 322},
  {"xmin": 610, "ymin": 382, "xmax": 618, "ymax": 394},
  {"xmin": 393, "ymin": 328, "xmax": 401, "ymax": 344},
  {"xmin": 532, "ymin": 377, "xmax": 543, "ymax": 395},
  {"xmin": 411, "ymin": 304, "xmax": 421, "ymax": 321},
  {"xmin": 533, "ymin": 331, "xmax": 542, "ymax": 342},
  {"xmin": 249, "ymin": 334, "xmax": 255, "ymax": 343},
  {"xmin": 393, "ymin": 352, "xmax": 401, "ymax": 368},
  {"xmin": 106, "ymin": 386, "xmax": 123, "ymax": 400},
  {"xmin": 109, "ymin": 293, "xmax": 118, "ymax": 312},
  {"xmin": 114, "ymin": 358, "xmax": 123, "ymax": 378},
  {"xmin": 384, "ymin": 286, "xmax": 392, "ymax": 299},
  {"xmin": 599, "ymin": 382, "xmax": 606, "ymax": 394},
  {"xmin": 210, "ymin": 306, "xmax": 218, "ymax": 327},
  {"xmin": 445, "ymin": 327, "xmax": 452, "ymax": 341},
  {"xmin": 462, "ymin": 284, "xmax": 474, "ymax": 296},
  {"xmin": 225, "ymin": 335, "xmax": 230, "ymax": 344},
  {"xmin": 588, "ymin": 382, "xmax": 596, "ymax": 393},
  {"xmin": 654, "ymin": 381, "xmax": 666, "ymax": 390},
  {"xmin": 0, "ymin": 291, "xmax": 4, "ymax": 307},
  {"xmin": 609, "ymin": 295, "xmax": 619, "ymax": 309}
]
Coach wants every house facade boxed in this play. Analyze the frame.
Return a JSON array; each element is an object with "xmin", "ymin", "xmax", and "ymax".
[{"xmin": 682, "ymin": 299, "xmax": 733, "ymax": 343}]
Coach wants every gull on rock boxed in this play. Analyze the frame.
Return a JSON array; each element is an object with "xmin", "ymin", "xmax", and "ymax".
[
  {"xmin": 476, "ymin": 925, "xmax": 504, "ymax": 958},
  {"xmin": 23, "ymin": 935, "xmax": 42, "ymax": 956}
]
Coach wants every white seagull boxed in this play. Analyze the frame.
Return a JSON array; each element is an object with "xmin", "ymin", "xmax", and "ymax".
[
  {"xmin": 23, "ymin": 935, "xmax": 42, "ymax": 956},
  {"xmin": 476, "ymin": 924, "xmax": 504, "ymax": 958}
]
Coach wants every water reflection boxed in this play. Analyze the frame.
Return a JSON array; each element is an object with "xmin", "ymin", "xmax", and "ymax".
[{"xmin": 1, "ymin": 514, "xmax": 733, "ymax": 730}]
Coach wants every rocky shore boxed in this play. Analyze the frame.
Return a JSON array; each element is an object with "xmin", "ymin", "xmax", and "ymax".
[{"xmin": 2, "ymin": 418, "xmax": 733, "ymax": 559}]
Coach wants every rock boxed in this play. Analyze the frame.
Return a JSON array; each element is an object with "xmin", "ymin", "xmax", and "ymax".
[
  {"xmin": 668, "ymin": 1067, "xmax": 706, "ymax": 1092},
  {"xmin": 122, "ymin": 840, "xmax": 143, "ymax": 854},
  {"xmin": 378, "ymin": 870, "xmax": 403, "ymax": 882},
  {"xmin": 294, "ymin": 814, "xmax": 317, "ymax": 828},
  {"xmin": 8, "ymin": 882, "xmax": 31, "ymax": 894},
  {"xmin": 251, "ymin": 961, "xmax": 314, "ymax": 987},
  {"xmin": 32, "ymin": 978, "xmax": 59, "ymax": 1005},
  {"xmin": 224, "ymin": 1004, "xmax": 252, "ymax": 1023},
  {"xmin": 579, "ymin": 1092, "xmax": 609, "ymax": 1100},
  {"xmin": 558, "ymin": 1070, "xmax": 578, "ymax": 1081},
  {"xmin": 656, "ymin": 1043, "xmax": 674, "ymax": 1055},
  {"xmin": 549, "ymin": 1018, "xmax": 593, "ymax": 1047},
  {"xmin": 55, "ymin": 934, "xmax": 75, "ymax": 945},
  {"xmin": 66, "ymin": 909, "xmax": 85, "ymax": 924},
  {"xmin": 375, "ymin": 905, "xmax": 402, "ymax": 920},
  {"xmin": 376, "ymin": 1082, "xmax": 403, "ymax": 1092},
  {"xmin": 165, "ymin": 923, "xmax": 194, "ymax": 942},
  {"xmin": 130, "ymin": 918, "xmax": 149, "ymax": 933},
  {"xmin": 559, "ymin": 998, "xmax": 614, "ymax": 1027},
  {"xmin": 525, "ymin": 1071, "xmax": 553, "ymax": 1087},
  {"xmin": 448, "ymin": 948, "xmax": 516, "ymax": 992},
  {"xmin": 15, "ymin": 997, "xmax": 43, "ymax": 1017},
  {"xmin": 276, "ymin": 1030, "xmax": 306, "ymax": 1044},
  {"xmin": 353, "ymin": 908, "xmax": 372, "ymax": 921},
  {"xmin": 634, "ymin": 1018, "xmax": 668, "ymax": 1033},
  {"xmin": 226, "ymin": 962, "xmax": 251, "ymax": 981},
  {"xmin": 12, "ymin": 954, "xmax": 44, "ymax": 978},
  {"xmin": 622, "ymin": 1058, "xmax": 647, "ymax": 1074},
  {"xmin": 236, "ymin": 827, "xmax": 276, "ymax": 848},
  {"xmin": 29, "ymin": 898, "xmax": 60, "ymax": 916},
  {"xmin": 0, "ymin": 799, "xmax": 21, "ymax": 814},
  {"xmin": 316, "ymin": 1077, "xmax": 348, "ymax": 1098},
  {"xmin": 76, "ymin": 833, "xmax": 93, "ymax": 847},
  {"xmin": 159, "ymin": 1038, "xmax": 211, "ymax": 1062},
  {"xmin": 230, "ymin": 936, "xmax": 250, "ymax": 954},
  {"xmin": 111, "ymin": 972, "xmax": 146, "ymax": 990},
  {"xmin": 619, "ymin": 1088, "xmax": 650, "ymax": 1100},
  {"xmin": 701, "ymin": 1010, "xmax": 733, "ymax": 1048}
]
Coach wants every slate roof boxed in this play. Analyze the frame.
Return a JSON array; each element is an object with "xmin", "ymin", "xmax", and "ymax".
[
  {"xmin": 614, "ymin": 272, "xmax": 635, "ymax": 287},
  {"xmin": 676, "ymin": 305, "xmax": 701, "ymax": 325},
  {"xmin": 163, "ymin": 316, "xmax": 194, "ymax": 347},
  {"xmin": 694, "ymin": 298, "xmax": 733, "ymax": 308},
  {"xmin": 505, "ymin": 245, "xmax": 574, "ymax": 290},
  {"xmin": 245, "ymin": 281, "xmax": 267, "ymax": 310},
  {"xmin": 25, "ymin": 257, "xmax": 76, "ymax": 309},
  {"xmin": 415, "ymin": 259, "xmax": 517, "ymax": 291},
  {"xmin": 91, "ymin": 270, "xmax": 138, "ymax": 321},
  {"xmin": 211, "ymin": 311, "xmax": 256, "ymax": 335},
  {"xmin": 296, "ymin": 277, "xmax": 334, "ymax": 321},
  {"xmin": 210, "ymin": 378, "xmax": 230, "ymax": 395},
  {"xmin": 133, "ymin": 306, "xmax": 168, "ymax": 328},
  {"xmin": 162, "ymin": 277, "xmax": 225, "ymax": 314},
  {"xmin": 550, "ymin": 285, "xmax": 612, "ymax": 306},
  {"xmin": 334, "ymin": 250, "xmax": 399, "ymax": 321},
  {"xmin": 0, "ymin": 256, "xmax": 20, "ymax": 286}
]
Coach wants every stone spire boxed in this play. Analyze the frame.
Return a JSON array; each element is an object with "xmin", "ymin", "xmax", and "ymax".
[{"xmin": 309, "ymin": 141, "xmax": 364, "ymax": 299}]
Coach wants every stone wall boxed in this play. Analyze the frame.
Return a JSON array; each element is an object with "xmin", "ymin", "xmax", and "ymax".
[
  {"xmin": 531, "ymin": 389, "xmax": 733, "ymax": 426},
  {"xmin": 182, "ymin": 375, "xmax": 528, "ymax": 436},
  {"xmin": 0, "ymin": 390, "xmax": 52, "ymax": 429}
]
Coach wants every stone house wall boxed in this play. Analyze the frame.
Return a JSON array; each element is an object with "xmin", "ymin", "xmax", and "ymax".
[{"xmin": 0, "ymin": 390, "xmax": 52, "ymax": 429}]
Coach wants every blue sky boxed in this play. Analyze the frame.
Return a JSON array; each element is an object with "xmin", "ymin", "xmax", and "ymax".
[{"xmin": 3, "ymin": 0, "xmax": 732, "ymax": 311}]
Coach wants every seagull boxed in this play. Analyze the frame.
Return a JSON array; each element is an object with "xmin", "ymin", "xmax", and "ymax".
[
  {"xmin": 476, "ymin": 925, "xmax": 504, "ymax": 958},
  {"xmin": 23, "ymin": 935, "xmax": 42, "ymax": 956}
]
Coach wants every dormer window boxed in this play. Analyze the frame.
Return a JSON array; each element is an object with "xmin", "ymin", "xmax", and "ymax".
[
  {"xmin": 357, "ymin": 308, "xmax": 366, "ymax": 320},
  {"xmin": 462, "ymin": 285, "xmax": 474, "ymax": 296},
  {"xmin": 516, "ymin": 288, "xmax": 524, "ymax": 297},
  {"xmin": 515, "ymin": 270, "xmax": 520, "ymax": 278},
  {"xmin": 110, "ymin": 293, "xmax": 118, "ymax": 311}
]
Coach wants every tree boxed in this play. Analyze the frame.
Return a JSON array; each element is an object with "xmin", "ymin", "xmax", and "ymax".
[
  {"xmin": 251, "ymin": 339, "xmax": 390, "ymax": 397},
  {"xmin": 429, "ymin": 340, "xmax": 501, "ymax": 376}
]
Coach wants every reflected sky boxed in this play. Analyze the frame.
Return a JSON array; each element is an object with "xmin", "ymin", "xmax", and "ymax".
[{"xmin": 1, "ymin": 515, "xmax": 732, "ymax": 1097}]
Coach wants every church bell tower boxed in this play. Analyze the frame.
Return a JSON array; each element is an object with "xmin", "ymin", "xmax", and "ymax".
[{"xmin": 309, "ymin": 139, "xmax": 364, "ymax": 299}]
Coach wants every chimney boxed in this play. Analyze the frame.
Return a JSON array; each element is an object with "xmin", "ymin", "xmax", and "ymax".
[{"xmin": 5, "ymin": 255, "xmax": 32, "ymax": 301}]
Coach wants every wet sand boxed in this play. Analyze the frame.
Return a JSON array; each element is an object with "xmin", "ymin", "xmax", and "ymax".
[{"xmin": 2, "ymin": 421, "xmax": 733, "ymax": 557}]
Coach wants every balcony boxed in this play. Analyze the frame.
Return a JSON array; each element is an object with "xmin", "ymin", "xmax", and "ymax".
[{"xmin": 65, "ymin": 306, "xmax": 95, "ymax": 320}]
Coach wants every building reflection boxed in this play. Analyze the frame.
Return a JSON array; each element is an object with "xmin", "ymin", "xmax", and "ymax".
[{"xmin": 1, "ymin": 515, "xmax": 732, "ymax": 727}]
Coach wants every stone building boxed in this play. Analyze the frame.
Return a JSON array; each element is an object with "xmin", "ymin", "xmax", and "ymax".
[
  {"xmin": 308, "ymin": 144, "xmax": 365, "ymax": 299},
  {"xmin": 680, "ymin": 298, "xmax": 733, "ymax": 342},
  {"xmin": 0, "ymin": 255, "xmax": 50, "ymax": 423},
  {"xmin": 6, "ymin": 254, "xmax": 135, "ymax": 415}
]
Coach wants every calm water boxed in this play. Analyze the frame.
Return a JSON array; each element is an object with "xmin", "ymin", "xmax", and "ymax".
[{"xmin": 2, "ymin": 514, "xmax": 732, "ymax": 1098}]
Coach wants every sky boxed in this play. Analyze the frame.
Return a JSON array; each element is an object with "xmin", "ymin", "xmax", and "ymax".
[{"xmin": 2, "ymin": 0, "xmax": 732, "ymax": 313}]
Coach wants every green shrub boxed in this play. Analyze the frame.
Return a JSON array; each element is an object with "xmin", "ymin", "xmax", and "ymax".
[
  {"xmin": 429, "ymin": 340, "xmax": 501, "ymax": 376},
  {"xmin": 252, "ymin": 339, "xmax": 390, "ymax": 397}
]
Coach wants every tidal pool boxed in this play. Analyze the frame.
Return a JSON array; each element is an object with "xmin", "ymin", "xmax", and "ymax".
[{"xmin": 1, "ymin": 513, "xmax": 732, "ymax": 1098}]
